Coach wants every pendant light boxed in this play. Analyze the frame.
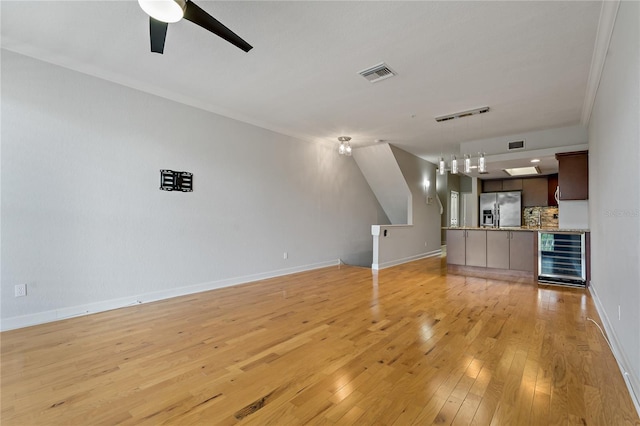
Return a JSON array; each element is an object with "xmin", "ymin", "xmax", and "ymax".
[
  {"xmin": 464, "ymin": 154, "xmax": 472, "ymax": 174},
  {"xmin": 451, "ymin": 156, "xmax": 458, "ymax": 174},
  {"xmin": 478, "ymin": 152, "xmax": 487, "ymax": 173}
]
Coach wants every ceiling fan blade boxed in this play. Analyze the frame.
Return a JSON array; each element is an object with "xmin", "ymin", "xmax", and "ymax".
[
  {"xmin": 150, "ymin": 17, "xmax": 168, "ymax": 54},
  {"xmin": 183, "ymin": 1, "xmax": 253, "ymax": 52}
]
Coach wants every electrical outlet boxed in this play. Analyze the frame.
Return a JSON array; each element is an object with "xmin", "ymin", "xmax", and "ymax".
[
  {"xmin": 283, "ymin": 252, "xmax": 288, "ymax": 260},
  {"xmin": 15, "ymin": 284, "xmax": 27, "ymax": 297}
]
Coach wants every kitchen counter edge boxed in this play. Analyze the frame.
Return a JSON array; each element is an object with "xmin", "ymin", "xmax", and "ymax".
[{"xmin": 443, "ymin": 227, "xmax": 590, "ymax": 233}]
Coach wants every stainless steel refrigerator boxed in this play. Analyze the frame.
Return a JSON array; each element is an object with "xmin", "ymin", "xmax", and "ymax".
[{"xmin": 479, "ymin": 192, "xmax": 522, "ymax": 227}]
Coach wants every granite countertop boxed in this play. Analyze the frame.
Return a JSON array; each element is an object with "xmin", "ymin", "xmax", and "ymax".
[{"xmin": 443, "ymin": 226, "xmax": 590, "ymax": 233}]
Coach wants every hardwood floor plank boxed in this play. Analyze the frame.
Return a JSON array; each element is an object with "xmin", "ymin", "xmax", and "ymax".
[
  {"xmin": 451, "ymin": 393, "xmax": 482, "ymax": 425},
  {"xmin": 529, "ymin": 388, "xmax": 551, "ymax": 426},
  {"xmin": 412, "ymin": 393, "xmax": 448, "ymax": 424},
  {"xmin": 2, "ymin": 257, "xmax": 638, "ymax": 425}
]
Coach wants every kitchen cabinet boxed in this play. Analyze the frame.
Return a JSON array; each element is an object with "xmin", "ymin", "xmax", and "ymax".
[
  {"xmin": 486, "ymin": 231, "xmax": 534, "ymax": 271},
  {"xmin": 502, "ymin": 179, "xmax": 523, "ymax": 191},
  {"xmin": 465, "ymin": 230, "xmax": 487, "ymax": 267},
  {"xmin": 446, "ymin": 230, "xmax": 466, "ymax": 266},
  {"xmin": 447, "ymin": 229, "xmax": 536, "ymax": 281},
  {"xmin": 483, "ymin": 180, "xmax": 503, "ymax": 192},
  {"xmin": 446, "ymin": 229, "xmax": 486, "ymax": 267},
  {"xmin": 547, "ymin": 174, "xmax": 558, "ymax": 206},
  {"xmin": 483, "ymin": 177, "xmax": 551, "ymax": 208},
  {"xmin": 556, "ymin": 151, "xmax": 588, "ymax": 200},
  {"xmin": 487, "ymin": 231, "xmax": 510, "ymax": 269},
  {"xmin": 509, "ymin": 231, "xmax": 534, "ymax": 272},
  {"xmin": 522, "ymin": 178, "xmax": 548, "ymax": 207}
]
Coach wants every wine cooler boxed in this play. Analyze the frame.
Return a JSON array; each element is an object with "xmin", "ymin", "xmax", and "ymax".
[{"xmin": 538, "ymin": 232, "xmax": 586, "ymax": 287}]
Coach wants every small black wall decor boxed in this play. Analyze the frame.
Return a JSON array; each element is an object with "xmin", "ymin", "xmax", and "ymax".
[{"xmin": 160, "ymin": 170, "xmax": 193, "ymax": 192}]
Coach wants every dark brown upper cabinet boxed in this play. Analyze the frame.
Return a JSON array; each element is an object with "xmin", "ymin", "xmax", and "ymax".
[
  {"xmin": 502, "ymin": 179, "xmax": 523, "ymax": 191},
  {"xmin": 556, "ymin": 151, "xmax": 588, "ymax": 200},
  {"xmin": 483, "ymin": 179, "xmax": 503, "ymax": 192},
  {"xmin": 547, "ymin": 174, "xmax": 558, "ymax": 206},
  {"xmin": 522, "ymin": 177, "xmax": 548, "ymax": 207}
]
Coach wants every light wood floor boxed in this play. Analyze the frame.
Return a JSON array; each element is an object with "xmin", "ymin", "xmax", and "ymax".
[{"xmin": 2, "ymin": 256, "xmax": 638, "ymax": 425}]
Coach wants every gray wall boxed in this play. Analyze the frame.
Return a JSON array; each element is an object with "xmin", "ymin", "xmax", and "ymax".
[
  {"xmin": 1, "ymin": 51, "xmax": 387, "ymax": 327},
  {"xmin": 459, "ymin": 124, "xmax": 588, "ymax": 155},
  {"xmin": 462, "ymin": 177, "xmax": 480, "ymax": 228},
  {"xmin": 389, "ymin": 145, "xmax": 441, "ymax": 253},
  {"xmin": 352, "ymin": 144, "xmax": 407, "ymax": 224},
  {"xmin": 436, "ymin": 172, "xmax": 461, "ymax": 243},
  {"xmin": 588, "ymin": 0, "xmax": 640, "ymax": 409},
  {"xmin": 459, "ymin": 175, "xmax": 472, "ymax": 193}
]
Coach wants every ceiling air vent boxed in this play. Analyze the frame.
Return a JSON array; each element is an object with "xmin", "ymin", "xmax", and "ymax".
[
  {"xmin": 358, "ymin": 63, "xmax": 397, "ymax": 83},
  {"xmin": 508, "ymin": 140, "xmax": 525, "ymax": 150}
]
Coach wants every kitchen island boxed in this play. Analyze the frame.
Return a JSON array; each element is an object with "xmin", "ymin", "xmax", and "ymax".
[{"xmin": 444, "ymin": 227, "xmax": 590, "ymax": 285}]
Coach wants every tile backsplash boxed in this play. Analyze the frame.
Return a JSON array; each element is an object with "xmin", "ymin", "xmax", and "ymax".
[{"xmin": 523, "ymin": 206, "xmax": 559, "ymax": 228}]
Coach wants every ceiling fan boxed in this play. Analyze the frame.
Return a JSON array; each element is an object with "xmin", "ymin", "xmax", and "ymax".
[{"xmin": 138, "ymin": 0, "xmax": 253, "ymax": 54}]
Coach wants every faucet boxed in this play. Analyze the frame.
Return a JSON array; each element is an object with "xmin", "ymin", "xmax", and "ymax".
[
  {"xmin": 528, "ymin": 209, "xmax": 542, "ymax": 228},
  {"xmin": 537, "ymin": 209, "xmax": 542, "ymax": 228}
]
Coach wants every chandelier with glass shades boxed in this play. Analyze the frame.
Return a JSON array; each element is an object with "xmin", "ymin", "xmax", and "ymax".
[
  {"xmin": 435, "ymin": 106, "xmax": 490, "ymax": 175},
  {"xmin": 438, "ymin": 153, "xmax": 487, "ymax": 175}
]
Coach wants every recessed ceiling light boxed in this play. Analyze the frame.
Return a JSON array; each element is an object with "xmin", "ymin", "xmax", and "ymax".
[
  {"xmin": 530, "ymin": 159, "xmax": 541, "ymax": 163},
  {"xmin": 504, "ymin": 166, "xmax": 540, "ymax": 176}
]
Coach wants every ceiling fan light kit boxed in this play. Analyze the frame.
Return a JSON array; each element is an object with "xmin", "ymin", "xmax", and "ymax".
[
  {"xmin": 138, "ymin": 0, "xmax": 253, "ymax": 54},
  {"xmin": 138, "ymin": 0, "xmax": 185, "ymax": 23}
]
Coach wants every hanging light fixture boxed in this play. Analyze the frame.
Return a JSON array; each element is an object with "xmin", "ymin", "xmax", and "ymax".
[
  {"xmin": 438, "ymin": 153, "xmax": 488, "ymax": 175},
  {"xmin": 478, "ymin": 152, "xmax": 487, "ymax": 174},
  {"xmin": 338, "ymin": 136, "xmax": 352, "ymax": 156},
  {"xmin": 451, "ymin": 156, "xmax": 459, "ymax": 174},
  {"xmin": 434, "ymin": 105, "xmax": 491, "ymax": 175},
  {"xmin": 464, "ymin": 154, "xmax": 472, "ymax": 174}
]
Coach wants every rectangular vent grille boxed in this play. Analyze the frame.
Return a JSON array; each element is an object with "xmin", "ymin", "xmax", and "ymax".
[
  {"xmin": 358, "ymin": 63, "xmax": 397, "ymax": 83},
  {"xmin": 508, "ymin": 140, "xmax": 526, "ymax": 150},
  {"xmin": 160, "ymin": 170, "xmax": 193, "ymax": 192}
]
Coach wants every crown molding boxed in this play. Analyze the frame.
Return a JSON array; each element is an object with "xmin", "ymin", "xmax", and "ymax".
[{"xmin": 581, "ymin": 0, "xmax": 621, "ymax": 126}]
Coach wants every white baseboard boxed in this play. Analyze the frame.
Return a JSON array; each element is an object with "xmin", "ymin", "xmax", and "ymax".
[
  {"xmin": 589, "ymin": 283, "xmax": 640, "ymax": 417},
  {"xmin": 372, "ymin": 249, "xmax": 442, "ymax": 270},
  {"xmin": 0, "ymin": 259, "xmax": 340, "ymax": 331}
]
